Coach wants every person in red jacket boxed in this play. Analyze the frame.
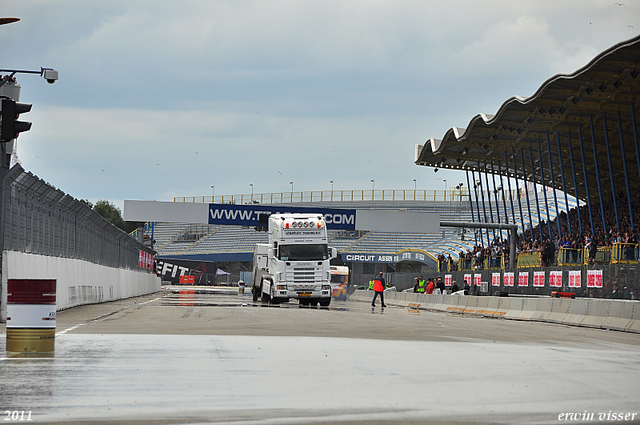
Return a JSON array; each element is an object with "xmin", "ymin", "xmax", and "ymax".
[
  {"xmin": 426, "ymin": 278, "xmax": 435, "ymax": 294},
  {"xmin": 371, "ymin": 272, "xmax": 387, "ymax": 308}
]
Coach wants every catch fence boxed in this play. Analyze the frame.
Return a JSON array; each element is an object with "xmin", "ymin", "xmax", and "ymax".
[{"xmin": 0, "ymin": 165, "xmax": 154, "ymax": 271}]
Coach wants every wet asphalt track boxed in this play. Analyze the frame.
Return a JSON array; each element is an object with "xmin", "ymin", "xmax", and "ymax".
[{"xmin": 1, "ymin": 287, "xmax": 639, "ymax": 425}]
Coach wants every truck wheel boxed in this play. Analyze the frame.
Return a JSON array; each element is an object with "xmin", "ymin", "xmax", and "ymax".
[
  {"xmin": 261, "ymin": 291, "xmax": 271, "ymax": 303},
  {"xmin": 252, "ymin": 287, "xmax": 259, "ymax": 302},
  {"xmin": 319, "ymin": 298, "xmax": 331, "ymax": 307},
  {"xmin": 299, "ymin": 299, "xmax": 310, "ymax": 306},
  {"xmin": 310, "ymin": 299, "xmax": 319, "ymax": 307}
]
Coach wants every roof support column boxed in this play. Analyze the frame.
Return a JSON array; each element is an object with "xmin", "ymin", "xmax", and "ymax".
[
  {"xmin": 529, "ymin": 147, "xmax": 543, "ymax": 243},
  {"xmin": 566, "ymin": 132, "xmax": 582, "ymax": 234},
  {"xmin": 503, "ymin": 152, "xmax": 517, "ymax": 227},
  {"xmin": 616, "ymin": 111, "xmax": 634, "ymax": 231},
  {"xmin": 491, "ymin": 161, "xmax": 502, "ymax": 224},
  {"xmin": 536, "ymin": 139, "xmax": 552, "ymax": 240},
  {"xmin": 578, "ymin": 125, "xmax": 596, "ymax": 238},
  {"xmin": 520, "ymin": 147, "xmax": 535, "ymax": 244},
  {"xmin": 602, "ymin": 114, "xmax": 620, "ymax": 231},
  {"xmin": 483, "ymin": 160, "xmax": 497, "ymax": 243},
  {"xmin": 472, "ymin": 169, "xmax": 487, "ymax": 248},
  {"xmin": 511, "ymin": 147, "xmax": 525, "ymax": 235},
  {"xmin": 465, "ymin": 169, "xmax": 479, "ymax": 246},
  {"xmin": 632, "ymin": 104, "xmax": 640, "ymax": 226},
  {"xmin": 589, "ymin": 114, "xmax": 607, "ymax": 234},
  {"xmin": 546, "ymin": 132, "xmax": 561, "ymax": 239},
  {"xmin": 556, "ymin": 131, "xmax": 572, "ymax": 235},
  {"xmin": 496, "ymin": 160, "xmax": 509, "ymax": 224}
]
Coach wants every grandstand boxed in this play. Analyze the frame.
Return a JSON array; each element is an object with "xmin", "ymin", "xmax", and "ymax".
[{"xmin": 140, "ymin": 36, "xmax": 639, "ymax": 299}]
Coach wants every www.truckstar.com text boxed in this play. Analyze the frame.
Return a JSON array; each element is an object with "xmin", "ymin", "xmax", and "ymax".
[{"xmin": 558, "ymin": 412, "xmax": 638, "ymax": 421}]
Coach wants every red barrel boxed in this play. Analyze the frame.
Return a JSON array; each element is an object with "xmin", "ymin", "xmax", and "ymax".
[{"xmin": 6, "ymin": 279, "xmax": 56, "ymax": 355}]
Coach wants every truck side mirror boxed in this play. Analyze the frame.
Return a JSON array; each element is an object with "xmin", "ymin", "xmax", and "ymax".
[{"xmin": 330, "ymin": 247, "xmax": 337, "ymax": 260}]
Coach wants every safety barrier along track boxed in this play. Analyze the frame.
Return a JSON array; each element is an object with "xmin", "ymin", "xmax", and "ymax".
[{"xmin": 349, "ymin": 290, "xmax": 640, "ymax": 333}]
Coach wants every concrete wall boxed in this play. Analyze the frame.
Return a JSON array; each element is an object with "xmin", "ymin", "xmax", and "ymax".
[
  {"xmin": 1, "ymin": 251, "xmax": 161, "ymax": 321},
  {"xmin": 350, "ymin": 290, "xmax": 640, "ymax": 333}
]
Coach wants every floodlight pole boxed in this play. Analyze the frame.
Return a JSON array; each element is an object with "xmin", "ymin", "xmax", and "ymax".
[{"xmin": 440, "ymin": 221, "xmax": 518, "ymax": 269}]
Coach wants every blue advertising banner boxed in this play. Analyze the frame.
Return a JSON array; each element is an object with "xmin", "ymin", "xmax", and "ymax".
[{"xmin": 208, "ymin": 203, "xmax": 357, "ymax": 230}]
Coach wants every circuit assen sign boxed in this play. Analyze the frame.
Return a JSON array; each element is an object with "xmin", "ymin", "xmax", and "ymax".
[
  {"xmin": 208, "ymin": 203, "xmax": 357, "ymax": 230},
  {"xmin": 342, "ymin": 250, "xmax": 431, "ymax": 265}
]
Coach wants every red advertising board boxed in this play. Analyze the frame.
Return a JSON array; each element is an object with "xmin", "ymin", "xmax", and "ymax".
[
  {"xmin": 492, "ymin": 273, "xmax": 501, "ymax": 287},
  {"xmin": 179, "ymin": 275, "xmax": 195, "ymax": 285},
  {"xmin": 549, "ymin": 270, "xmax": 562, "ymax": 287},
  {"xmin": 474, "ymin": 274, "xmax": 482, "ymax": 286},
  {"xmin": 533, "ymin": 271, "xmax": 545, "ymax": 287},
  {"xmin": 503, "ymin": 272, "xmax": 514, "ymax": 287},
  {"xmin": 518, "ymin": 272, "xmax": 529, "ymax": 287},
  {"xmin": 568, "ymin": 270, "xmax": 581, "ymax": 288},
  {"xmin": 587, "ymin": 270, "xmax": 603, "ymax": 288},
  {"xmin": 444, "ymin": 275, "xmax": 452, "ymax": 287}
]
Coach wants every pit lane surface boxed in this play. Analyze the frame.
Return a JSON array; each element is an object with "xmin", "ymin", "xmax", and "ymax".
[{"xmin": 1, "ymin": 287, "xmax": 639, "ymax": 425}]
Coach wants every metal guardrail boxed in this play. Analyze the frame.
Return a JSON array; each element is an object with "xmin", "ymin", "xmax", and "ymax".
[{"xmin": 174, "ymin": 188, "xmax": 521, "ymax": 205}]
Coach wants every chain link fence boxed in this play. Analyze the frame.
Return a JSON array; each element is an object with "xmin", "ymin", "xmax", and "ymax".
[{"xmin": 0, "ymin": 165, "xmax": 154, "ymax": 271}]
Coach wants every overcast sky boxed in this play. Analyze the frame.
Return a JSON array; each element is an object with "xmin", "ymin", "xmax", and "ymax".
[{"xmin": 1, "ymin": 1, "xmax": 638, "ymax": 210}]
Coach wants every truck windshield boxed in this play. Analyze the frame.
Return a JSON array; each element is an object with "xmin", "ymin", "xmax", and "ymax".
[{"xmin": 279, "ymin": 244, "xmax": 328, "ymax": 261}]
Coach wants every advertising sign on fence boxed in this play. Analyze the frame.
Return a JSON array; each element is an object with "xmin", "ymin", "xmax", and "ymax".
[
  {"xmin": 492, "ymin": 273, "xmax": 501, "ymax": 287},
  {"xmin": 464, "ymin": 274, "xmax": 472, "ymax": 287},
  {"xmin": 518, "ymin": 271, "xmax": 529, "ymax": 287},
  {"xmin": 568, "ymin": 270, "xmax": 581, "ymax": 288},
  {"xmin": 533, "ymin": 271, "xmax": 545, "ymax": 287},
  {"xmin": 444, "ymin": 275, "xmax": 452, "ymax": 286},
  {"xmin": 474, "ymin": 274, "xmax": 482, "ymax": 287},
  {"xmin": 587, "ymin": 269, "xmax": 603, "ymax": 288},
  {"xmin": 504, "ymin": 272, "xmax": 514, "ymax": 287},
  {"xmin": 549, "ymin": 270, "xmax": 562, "ymax": 287}
]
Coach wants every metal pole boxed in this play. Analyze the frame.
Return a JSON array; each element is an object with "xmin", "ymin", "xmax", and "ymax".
[
  {"xmin": 465, "ymin": 169, "xmax": 478, "ymax": 247},
  {"xmin": 546, "ymin": 132, "xmax": 561, "ymax": 239},
  {"xmin": 567, "ymin": 132, "xmax": 582, "ymax": 234},
  {"xmin": 556, "ymin": 131, "xmax": 572, "ymax": 235},
  {"xmin": 520, "ymin": 147, "xmax": 535, "ymax": 243},
  {"xmin": 589, "ymin": 114, "xmax": 607, "ymax": 233},
  {"xmin": 512, "ymin": 147, "xmax": 525, "ymax": 235},
  {"xmin": 617, "ymin": 111, "xmax": 634, "ymax": 231},
  {"xmin": 632, "ymin": 103, "xmax": 640, "ymax": 231},
  {"xmin": 536, "ymin": 140, "xmax": 552, "ymax": 240},
  {"xmin": 602, "ymin": 114, "xmax": 619, "ymax": 230},
  {"xmin": 484, "ymin": 160, "xmax": 497, "ymax": 243},
  {"xmin": 579, "ymin": 124, "xmax": 596, "ymax": 238},
  {"xmin": 529, "ymin": 147, "xmax": 543, "ymax": 242},
  {"xmin": 503, "ymin": 151, "xmax": 517, "ymax": 226}
]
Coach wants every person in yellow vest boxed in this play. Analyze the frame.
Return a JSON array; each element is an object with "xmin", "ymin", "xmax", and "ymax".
[
  {"xmin": 368, "ymin": 278, "xmax": 375, "ymax": 290},
  {"xmin": 415, "ymin": 276, "xmax": 426, "ymax": 293}
]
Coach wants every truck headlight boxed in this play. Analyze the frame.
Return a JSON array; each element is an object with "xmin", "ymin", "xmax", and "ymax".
[{"xmin": 322, "ymin": 285, "xmax": 330, "ymax": 291}]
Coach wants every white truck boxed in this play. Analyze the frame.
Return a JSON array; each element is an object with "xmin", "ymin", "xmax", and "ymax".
[{"xmin": 251, "ymin": 213, "xmax": 336, "ymax": 306}]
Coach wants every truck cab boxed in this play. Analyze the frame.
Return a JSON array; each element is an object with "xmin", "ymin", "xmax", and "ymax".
[{"xmin": 252, "ymin": 213, "xmax": 337, "ymax": 306}]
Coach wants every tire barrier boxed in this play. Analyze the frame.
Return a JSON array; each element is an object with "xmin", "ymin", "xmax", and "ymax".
[{"xmin": 349, "ymin": 290, "xmax": 639, "ymax": 333}]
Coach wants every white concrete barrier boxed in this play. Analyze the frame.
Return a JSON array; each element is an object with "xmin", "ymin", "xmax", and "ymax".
[
  {"xmin": 348, "ymin": 290, "xmax": 639, "ymax": 333},
  {"xmin": 1, "ymin": 251, "xmax": 160, "ymax": 321}
]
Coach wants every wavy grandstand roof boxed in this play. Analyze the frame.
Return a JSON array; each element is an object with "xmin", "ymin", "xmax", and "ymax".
[{"xmin": 415, "ymin": 35, "xmax": 640, "ymax": 203}]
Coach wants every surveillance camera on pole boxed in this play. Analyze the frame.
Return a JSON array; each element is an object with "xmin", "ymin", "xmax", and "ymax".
[{"xmin": 0, "ymin": 67, "xmax": 58, "ymax": 172}]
